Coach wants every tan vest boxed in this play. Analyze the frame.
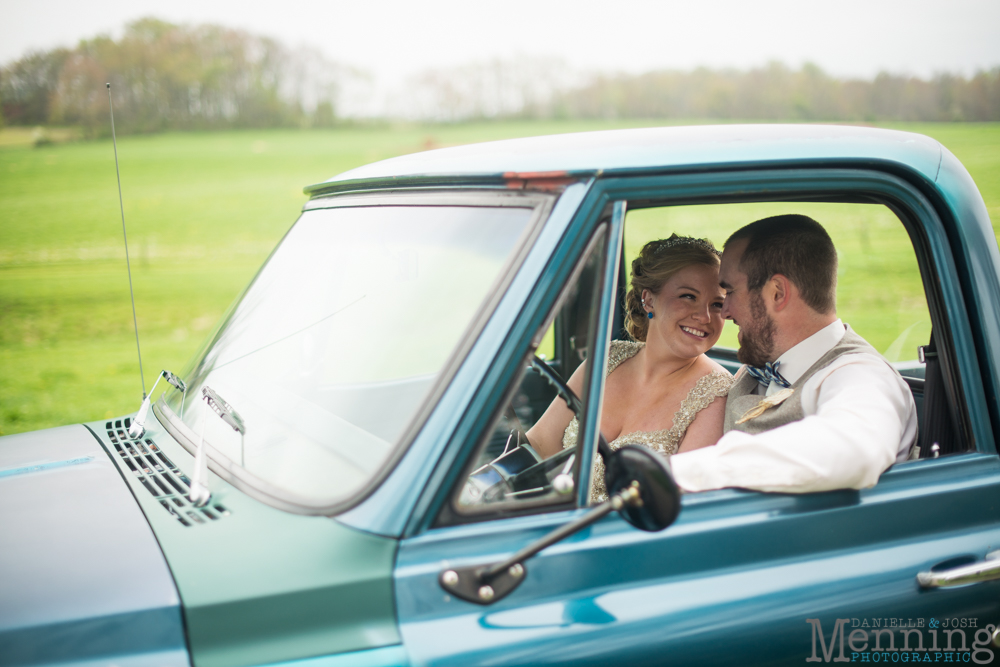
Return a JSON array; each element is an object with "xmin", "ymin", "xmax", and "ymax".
[{"xmin": 724, "ymin": 327, "xmax": 903, "ymax": 434}]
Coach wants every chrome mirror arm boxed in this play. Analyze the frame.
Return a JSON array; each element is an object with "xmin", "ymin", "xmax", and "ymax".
[{"xmin": 439, "ymin": 482, "xmax": 642, "ymax": 605}]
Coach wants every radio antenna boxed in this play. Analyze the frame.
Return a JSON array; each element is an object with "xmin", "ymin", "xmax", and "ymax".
[{"xmin": 107, "ymin": 82, "xmax": 146, "ymax": 399}]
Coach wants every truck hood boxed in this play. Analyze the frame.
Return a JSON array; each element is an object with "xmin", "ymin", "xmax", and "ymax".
[{"xmin": 0, "ymin": 424, "xmax": 188, "ymax": 667}]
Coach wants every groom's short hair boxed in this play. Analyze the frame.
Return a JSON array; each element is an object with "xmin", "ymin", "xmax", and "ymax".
[{"xmin": 726, "ymin": 214, "xmax": 838, "ymax": 314}]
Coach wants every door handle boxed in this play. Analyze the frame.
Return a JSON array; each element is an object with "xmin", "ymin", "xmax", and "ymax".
[{"xmin": 917, "ymin": 550, "xmax": 1000, "ymax": 589}]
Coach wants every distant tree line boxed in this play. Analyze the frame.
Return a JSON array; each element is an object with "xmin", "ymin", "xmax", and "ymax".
[
  {"xmin": 2, "ymin": 19, "xmax": 998, "ymax": 129},
  {"xmin": 399, "ymin": 60, "xmax": 1000, "ymax": 122},
  {"xmin": 0, "ymin": 18, "xmax": 351, "ymax": 134},
  {"xmin": 546, "ymin": 63, "xmax": 1000, "ymax": 122}
]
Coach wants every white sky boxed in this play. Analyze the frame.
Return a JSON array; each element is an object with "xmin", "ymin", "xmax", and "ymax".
[{"xmin": 3, "ymin": 0, "xmax": 999, "ymax": 81}]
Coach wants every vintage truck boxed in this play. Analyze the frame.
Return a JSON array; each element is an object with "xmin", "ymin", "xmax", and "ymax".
[{"xmin": 2, "ymin": 124, "xmax": 999, "ymax": 666}]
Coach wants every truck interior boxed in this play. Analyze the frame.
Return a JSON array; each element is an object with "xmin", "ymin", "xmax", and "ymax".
[
  {"xmin": 448, "ymin": 194, "xmax": 970, "ymax": 523},
  {"xmin": 618, "ymin": 199, "xmax": 962, "ymax": 462}
]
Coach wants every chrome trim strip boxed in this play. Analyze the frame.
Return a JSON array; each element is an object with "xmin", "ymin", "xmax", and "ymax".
[{"xmin": 0, "ymin": 455, "xmax": 95, "ymax": 479}]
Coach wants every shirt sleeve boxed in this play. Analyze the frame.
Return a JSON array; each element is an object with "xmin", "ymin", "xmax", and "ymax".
[{"xmin": 670, "ymin": 355, "xmax": 916, "ymax": 493}]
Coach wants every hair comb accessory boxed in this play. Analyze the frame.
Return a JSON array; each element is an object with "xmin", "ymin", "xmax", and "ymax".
[{"xmin": 652, "ymin": 236, "xmax": 721, "ymax": 257}]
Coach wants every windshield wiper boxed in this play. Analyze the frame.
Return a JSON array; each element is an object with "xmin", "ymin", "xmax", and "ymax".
[
  {"xmin": 189, "ymin": 385, "xmax": 246, "ymax": 507},
  {"xmin": 202, "ymin": 386, "xmax": 246, "ymax": 436},
  {"xmin": 128, "ymin": 369, "xmax": 187, "ymax": 437}
]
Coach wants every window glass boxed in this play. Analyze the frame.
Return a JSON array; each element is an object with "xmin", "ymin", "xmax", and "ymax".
[
  {"xmin": 160, "ymin": 203, "xmax": 534, "ymax": 509},
  {"xmin": 452, "ymin": 229, "xmax": 607, "ymax": 515},
  {"xmin": 625, "ymin": 203, "xmax": 929, "ymax": 367}
]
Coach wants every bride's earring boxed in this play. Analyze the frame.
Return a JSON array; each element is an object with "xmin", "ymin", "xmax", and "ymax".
[{"xmin": 642, "ymin": 298, "xmax": 653, "ymax": 319}]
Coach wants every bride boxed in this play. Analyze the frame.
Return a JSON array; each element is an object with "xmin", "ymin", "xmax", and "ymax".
[{"xmin": 527, "ymin": 235, "xmax": 733, "ymax": 502}]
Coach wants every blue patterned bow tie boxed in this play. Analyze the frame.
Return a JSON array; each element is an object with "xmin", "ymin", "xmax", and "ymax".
[{"xmin": 745, "ymin": 361, "xmax": 791, "ymax": 389}]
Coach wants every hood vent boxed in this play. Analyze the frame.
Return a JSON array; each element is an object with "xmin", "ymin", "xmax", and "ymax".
[{"xmin": 106, "ymin": 422, "xmax": 230, "ymax": 527}]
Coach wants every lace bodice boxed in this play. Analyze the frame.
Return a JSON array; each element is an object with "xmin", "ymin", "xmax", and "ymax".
[{"xmin": 561, "ymin": 340, "xmax": 733, "ymax": 503}]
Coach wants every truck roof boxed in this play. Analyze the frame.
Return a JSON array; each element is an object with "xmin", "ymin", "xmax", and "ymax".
[{"xmin": 306, "ymin": 124, "xmax": 945, "ymax": 195}]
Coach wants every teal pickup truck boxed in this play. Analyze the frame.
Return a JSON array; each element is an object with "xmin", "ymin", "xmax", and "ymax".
[{"xmin": 2, "ymin": 125, "xmax": 999, "ymax": 666}]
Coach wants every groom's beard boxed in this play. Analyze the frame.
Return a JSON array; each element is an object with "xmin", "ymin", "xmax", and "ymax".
[{"xmin": 736, "ymin": 290, "xmax": 776, "ymax": 367}]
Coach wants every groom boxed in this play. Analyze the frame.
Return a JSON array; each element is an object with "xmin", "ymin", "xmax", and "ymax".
[{"xmin": 670, "ymin": 214, "xmax": 917, "ymax": 493}]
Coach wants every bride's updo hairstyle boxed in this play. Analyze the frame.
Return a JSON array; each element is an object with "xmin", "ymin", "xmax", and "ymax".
[{"xmin": 624, "ymin": 234, "xmax": 722, "ymax": 341}]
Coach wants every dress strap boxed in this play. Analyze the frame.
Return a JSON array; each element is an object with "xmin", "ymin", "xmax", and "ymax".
[
  {"xmin": 586, "ymin": 368, "xmax": 733, "ymax": 504},
  {"xmin": 606, "ymin": 340, "xmax": 644, "ymax": 376},
  {"xmin": 664, "ymin": 370, "xmax": 734, "ymax": 444}
]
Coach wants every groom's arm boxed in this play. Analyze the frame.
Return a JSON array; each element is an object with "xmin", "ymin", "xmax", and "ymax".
[{"xmin": 670, "ymin": 355, "xmax": 916, "ymax": 493}]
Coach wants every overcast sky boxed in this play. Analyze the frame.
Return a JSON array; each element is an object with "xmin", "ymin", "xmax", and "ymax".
[{"xmin": 3, "ymin": 0, "xmax": 999, "ymax": 81}]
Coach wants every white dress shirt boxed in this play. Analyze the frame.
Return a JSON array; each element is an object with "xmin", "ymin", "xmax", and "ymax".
[{"xmin": 671, "ymin": 320, "xmax": 918, "ymax": 493}]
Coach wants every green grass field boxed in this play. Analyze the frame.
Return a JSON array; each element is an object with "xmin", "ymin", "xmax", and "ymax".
[
  {"xmin": 626, "ymin": 201, "xmax": 931, "ymax": 355},
  {"xmin": 2, "ymin": 121, "xmax": 999, "ymax": 435}
]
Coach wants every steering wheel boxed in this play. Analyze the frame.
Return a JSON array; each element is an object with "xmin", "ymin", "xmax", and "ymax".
[
  {"xmin": 462, "ymin": 354, "xmax": 613, "ymax": 504},
  {"xmin": 528, "ymin": 355, "xmax": 613, "ymax": 461},
  {"xmin": 502, "ymin": 445, "xmax": 575, "ymax": 494},
  {"xmin": 500, "ymin": 356, "xmax": 613, "ymax": 493}
]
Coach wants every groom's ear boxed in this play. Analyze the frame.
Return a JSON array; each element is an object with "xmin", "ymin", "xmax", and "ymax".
[{"xmin": 767, "ymin": 274, "xmax": 794, "ymax": 312}]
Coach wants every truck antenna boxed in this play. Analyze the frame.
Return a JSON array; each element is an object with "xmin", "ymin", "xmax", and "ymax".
[{"xmin": 107, "ymin": 82, "xmax": 146, "ymax": 399}]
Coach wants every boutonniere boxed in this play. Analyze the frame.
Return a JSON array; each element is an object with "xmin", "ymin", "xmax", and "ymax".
[{"xmin": 736, "ymin": 387, "xmax": 795, "ymax": 425}]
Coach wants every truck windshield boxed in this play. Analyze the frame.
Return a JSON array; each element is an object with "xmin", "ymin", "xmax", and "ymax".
[{"xmin": 158, "ymin": 198, "xmax": 537, "ymax": 511}]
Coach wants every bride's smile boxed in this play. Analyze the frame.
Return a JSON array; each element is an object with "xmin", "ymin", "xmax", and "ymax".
[
  {"xmin": 681, "ymin": 326, "xmax": 708, "ymax": 338},
  {"xmin": 643, "ymin": 263, "xmax": 726, "ymax": 361}
]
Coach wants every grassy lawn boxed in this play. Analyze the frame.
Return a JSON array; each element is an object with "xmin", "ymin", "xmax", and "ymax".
[{"xmin": 2, "ymin": 121, "xmax": 998, "ymax": 435}]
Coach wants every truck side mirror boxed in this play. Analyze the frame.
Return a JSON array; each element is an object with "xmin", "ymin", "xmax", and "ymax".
[
  {"xmin": 604, "ymin": 444, "xmax": 681, "ymax": 532},
  {"xmin": 439, "ymin": 444, "xmax": 681, "ymax": 605}
]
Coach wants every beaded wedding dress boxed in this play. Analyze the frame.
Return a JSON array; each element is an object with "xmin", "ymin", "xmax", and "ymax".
[{"xmin": 561, "ymin": 340, "xmax": 733, "ymax": 503}]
